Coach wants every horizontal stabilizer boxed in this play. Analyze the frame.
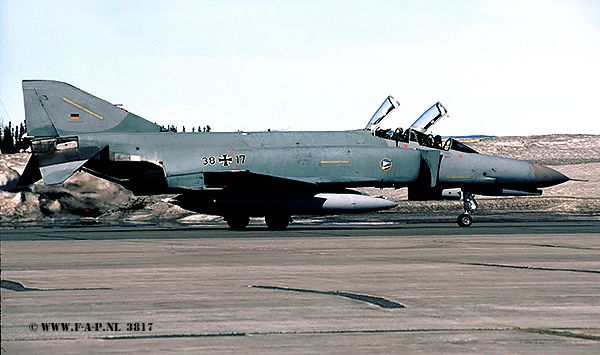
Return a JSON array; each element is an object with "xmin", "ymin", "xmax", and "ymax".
[
  {"xmin": 39, "ymin": 158, "xmax": 90, "ymax": 185},
  {"xmin": 17, "ymin": 146, "xmax": 103, "ymax": 186}
]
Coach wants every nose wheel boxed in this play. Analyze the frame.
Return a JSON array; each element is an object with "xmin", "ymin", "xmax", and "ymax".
[
  {"xmin": 457, "ymin": 213, "xmax": 473, "ymax": 227},
  {"xmin": 457, "ymin": 191, "xmax": 478, "ymax": 227}
]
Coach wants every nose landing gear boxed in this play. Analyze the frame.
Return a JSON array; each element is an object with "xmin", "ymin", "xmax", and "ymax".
[{"xmin": 457, "ymin": 191, "xmax": 478, "ymax": 227}]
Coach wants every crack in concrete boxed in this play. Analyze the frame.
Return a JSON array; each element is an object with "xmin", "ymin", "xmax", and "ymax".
[
  {"xmin": 249, "ymin": 285, "xmax": 405, "ymax": 308},
  {"xmin": 9, "ymin": 326, "xmax": 600, "ymax": 342},
  {"xmin": 104, "ymin": 332, "xmax": 246, "ymax": 340},
  {"xmin": 37, "ymin": 234, "xmax": 87, "ymax": 240},
  {"xmin": 1, "ymin": 279, "xmax": 110, "ymax": 292},
  {"xmin": 470, "ymin": 241, "xmax": 599, "ymax": 251},
  {"xmin": 461, "ymin": 262, "xmax": 600, "ymax": 274},
  {"xmin": 511, "ymin": 326, "xmax": 600, "ymax": 341},
  {"xmin": 7, "ymin": 328, "xmax": 505, "ymax": 342},
  {"xmin": 528, "ymin": 243, "xmax": 598, "ymax": 250}
]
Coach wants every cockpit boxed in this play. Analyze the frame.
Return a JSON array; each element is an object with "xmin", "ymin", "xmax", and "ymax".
[{"xmin": 366, "ymin": 96, "xmax": 478, "ymax": 154}]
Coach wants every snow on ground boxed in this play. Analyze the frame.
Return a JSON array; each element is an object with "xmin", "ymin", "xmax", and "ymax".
[{"xmin": 1, "ymin": 134, "xmax": 598, "ymax": 226}]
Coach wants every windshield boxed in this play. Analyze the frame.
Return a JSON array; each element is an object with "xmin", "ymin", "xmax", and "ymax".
[
  {"xmin": 365, "ymin": 96, "xmax": 400, "ymax": 131},
  {"xmin": 444, "ymin": 138, "xmax": 479, "ymax": 153},
  {"xmin": 409, "ymin": 102, "xmax": 447, "ymax": 133}
]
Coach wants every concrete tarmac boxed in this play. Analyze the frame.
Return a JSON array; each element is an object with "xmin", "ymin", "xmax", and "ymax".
[{"xmin": 2, "ymin": 215, "xmax": 600, "ymax": 354}]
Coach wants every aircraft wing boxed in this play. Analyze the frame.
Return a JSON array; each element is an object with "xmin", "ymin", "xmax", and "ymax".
[
  {"xmin": 203, "ymin": 170, "xmax": 317, "ymax": 190},
  {"xmin": 202, "ymin": 171, "xmax": 379, "ymax": 190},
  {"xmin": 293, "ymin": 176, "xmax": 380, "ymax": 185}
]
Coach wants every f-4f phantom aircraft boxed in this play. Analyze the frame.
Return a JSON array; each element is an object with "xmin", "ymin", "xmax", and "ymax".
[{"xmin": 18, "ymin": 80, "xmax": 569, "ymax": 229}]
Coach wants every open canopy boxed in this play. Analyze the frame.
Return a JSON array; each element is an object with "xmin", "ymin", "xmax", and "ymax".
[
  {"xmin": 365, "ymin": 96, "xmax": 400, "ymax": 131},
  {"xmin": 409, "ymin": 102, "xmax": 447, "ymax": 133}
]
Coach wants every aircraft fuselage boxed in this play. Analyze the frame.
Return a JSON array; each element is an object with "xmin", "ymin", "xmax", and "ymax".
[{"xmin": 19, "ymin": 80, "xmax": 570, "ymax": 229}]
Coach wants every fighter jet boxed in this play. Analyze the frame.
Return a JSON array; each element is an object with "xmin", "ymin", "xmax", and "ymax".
[{"xmin": 17, "ymin": 80, "xmax": 569, "ymax": 229}]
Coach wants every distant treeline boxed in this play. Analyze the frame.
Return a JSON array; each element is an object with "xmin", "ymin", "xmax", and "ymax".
[
  {"xmin": 0, "ymin": 120, "xmax": 214, "ymax": 154},
  {"xmin": 1, "ymin": 121, "xmax": 27, "ymax": 154}
]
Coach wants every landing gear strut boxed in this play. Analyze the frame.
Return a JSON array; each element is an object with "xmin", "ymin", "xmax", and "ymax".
[{"xmin": 457, "ymin": 191, "xmax": 478, "ymax": 227}]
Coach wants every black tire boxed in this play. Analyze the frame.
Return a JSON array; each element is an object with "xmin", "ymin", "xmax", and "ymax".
[
  {"xmin": 265, "ymin": 215, "xmax": 291, "ymax": 230},
  {"xmin": 225, "ymin": 215, "xmax": 250, "ymax": 230},
  {"xmin": 457, "ymin": 213, "xmax": 473, "ymax": 227}
]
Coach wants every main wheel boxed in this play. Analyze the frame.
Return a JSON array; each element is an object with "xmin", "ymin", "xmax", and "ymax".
[
  {"xmin": 225, "ymin": 215, "xmax": 250, "ymax": 230},
  {"xmin": 457, "ymin": 213, "xmax": 473, "ymax": 227},
  {"xmin": 265, "ymin": 215, "xmax": 291, "ymax": 230}
]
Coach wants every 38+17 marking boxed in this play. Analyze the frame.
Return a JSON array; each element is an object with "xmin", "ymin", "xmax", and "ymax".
[{"xmin": 202, "ymin": 154, "xmax": 246, "ymax": 167}]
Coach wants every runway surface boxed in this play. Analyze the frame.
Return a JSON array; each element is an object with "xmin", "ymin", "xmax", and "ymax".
[{"xmin": 2, "ymin": 215, "xmax": 600, "ymax": 354}]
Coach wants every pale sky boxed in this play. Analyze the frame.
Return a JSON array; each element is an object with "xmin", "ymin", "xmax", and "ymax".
[{"xmin": 1, "ymin": 0, "xmax": 599, "ymax": 136}]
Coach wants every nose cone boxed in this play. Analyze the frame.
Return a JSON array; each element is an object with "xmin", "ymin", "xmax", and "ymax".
[{"xmin": 533, "ymin": 163, "xmax": 569, "ymax": 187}]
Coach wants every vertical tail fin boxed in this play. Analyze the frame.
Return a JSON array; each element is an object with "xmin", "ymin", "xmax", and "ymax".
[{"xmin": 23, "ymin": 80, "xmax": 162, "ymax": 138}]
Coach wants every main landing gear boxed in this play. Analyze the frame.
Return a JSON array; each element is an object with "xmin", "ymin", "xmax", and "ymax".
[
  {"xmin": 224, "ymin": 215, "xmax": 250, "ymax": 231},
  {"xmin": 225, "ymin": 215, "xmax": 292, "ymax": 230},
  {"xmin": 457, "ymin": 191, "xmax": 478, "ymax": 227},
  {"xmin": 265, "ymin": 215, "xmax": 292, "ymax": 230}
]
